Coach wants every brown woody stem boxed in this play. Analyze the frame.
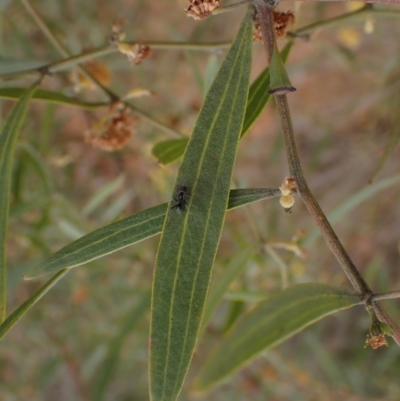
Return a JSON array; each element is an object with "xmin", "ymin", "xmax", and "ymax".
[
  {"xmin": 254, "ymin": 0, "xmax": 372, "ymax": 295},
  {"xmin": 274, "ymin": 95, "xmax": 372, "ymax": 295}
]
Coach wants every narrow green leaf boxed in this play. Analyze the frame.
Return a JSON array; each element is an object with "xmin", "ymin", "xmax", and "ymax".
[
  {"xmin": 151, "ymin": 139, "xmax": 189, "ymax": 165},
  {"xmin": 0, "ymin": 87, "xmax": 107, "ymax": 110},
  {"xmin": 93, "ymin": 292, "xmax": 151, "ymax": 401},
  {"xmin": 0, "ymin": 269, "xmax": 68, "ymax": 340},
  {"xmin": 26, "ymin": 188, "xmax": 279, "ymax": 280},
  {"xmin": 195, "ymin": 283, "xmax": 361, "ymax": 392},
  {"xmin": 223, "ymin": 300, "xmax": 246, "ymax": 333},
  {"xmin": 224, "ymin": 290, "xmax": 268, "ymax": 302},
  {"xmin": 9, "ymin": 197, "xmax": 49, "ymax": 219},
  {"xmin": 369, "ymin": 123, "xmax": 400, "ymax": 182},
  {"xmin": 151, "ymin": 43, "xmax": 293, "ymax": 165},
  {"xmin": 241, "ymin": 41, "xmax": 293, "ymax": 137},
  {"xmin": 25, "ymin": 203, "xmax": 168, "ymax": 279},
  {"xmin": 200, "ymin": 248, "xmax": 255, "ymax": 333},
  {"xmin": 150, "ymin": 14, "xmax": 253, "ymax": 401},
  {"xmin": 18, "ymin": 142, "xmax": 54, "ymax": 194},
  {"xmin": 0, "ymin": 82, "xmax": 39, "ymax": 322},
  {"xmin": 227, "ymin": 188, "xmax": 280, "ymax": 209},
  {"xmin": 25, "ymin": 188, "xmax": 279, "ymax": 280}
]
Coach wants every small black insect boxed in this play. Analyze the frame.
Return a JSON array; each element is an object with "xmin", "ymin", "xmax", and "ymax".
[{"xmin": 171, "ymin": 184, "xmax": 188, "ymax": 214}]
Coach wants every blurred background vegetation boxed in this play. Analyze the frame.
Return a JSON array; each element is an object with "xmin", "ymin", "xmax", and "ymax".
[{"xmin": 1, "ymin": 0, "xmax": 400, "ymax": 400}]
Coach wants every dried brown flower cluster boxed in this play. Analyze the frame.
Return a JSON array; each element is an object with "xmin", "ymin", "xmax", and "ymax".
[
  {"xmin": 84, "ymin": 103, "xmax": 137, "ymax": 151},
  {"xmin": 365, "ymin": 334, "xmax": 388, "ymax": 350},
  {"xmin": 274, "ymin": 11, "xmax": 295, "ymax": 38},
  {"xmin": 253, "ymin": 11, "xmax": 295, "ymax": 42},
  {"xmin": 185, "ymin": 0, "xmax": 220, "ymax": 20},
  {"xmin": 117, "ymin": 43, "xmax": 152, "ymax": 66}
]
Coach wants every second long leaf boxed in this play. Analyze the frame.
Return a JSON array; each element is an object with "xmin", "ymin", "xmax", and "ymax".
[{"xmin": 149, "ymin": 12, "xmax": 253, "ymax": 401}]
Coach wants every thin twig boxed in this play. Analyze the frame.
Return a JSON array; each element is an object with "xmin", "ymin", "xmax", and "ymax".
[
  {"xmin": 274, "ymin": 94, "xmax": 372, "ymax": 295},
  {"xmin": 281, "ymin": 0, "xmax": 400, "ymax": 4},
  {"xmin": 21, "ymin": 0, "xmax": 115, "ymax": 100},
  {"xmin": 213, "ymin": 0, "xmax": 252, "ymax": 15},
  {"xmin": 293, "ymin": 5, "xmax": 400, "ymax": 36},
  {"xmin": 253, "ymin": 0, "xmax": 276, "ymax": 65},
  {"xmin": 254, "ymin": 0, "xmax": 372, "ymax": 295},
  {"xmin": 21, "ymin": 0, "xmax": 186, "ymax": 138},
  {"xmin": 119, "ymin": 41, "xmax": 232, "ymax": 51},
  {"xmin": 372, "ymin": 301, "xmax": 400, "ymax": 346},
  {"xmin": 0, "ymin": 41, "xmax": 232, "ymax": 80},
  {"xmin": 371, "ymin": 291, "xmax": 400, "ymax": 301},
  {"xmin": 264, "ymin": 245, "xmax": 289, "ymax": 289},
  {"xmin": 21, "ymin": 0, "xmax": 68, "ymax": 57},
  {"xmin": 255, "ymin": 0, "xmax": 400, "ymax": 343}
]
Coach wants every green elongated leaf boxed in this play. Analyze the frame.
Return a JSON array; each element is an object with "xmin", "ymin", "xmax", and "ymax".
[
  {"xmin": 241, "ymin": 41, "xmax": 293, "ymax": 137},
  {"xmin": 151, "ymin": 43, "xmax": 293, "ymax": 165},
  {"xmin": 195, "ymin": 283, "xmax": 361, "ymax": 392},
  {"xmin": 25, "ymin": 203, "xmax": 167, "ymax": 279},
  {"xmin": 151, "ymin": 139, "xmax": 189, "ymax": 165},
  {"xmin": 25, "ymin": 188, "xmax": 280, "ymax": 280},
  {"xmin": 224, "ymin": 290, "xmax": 268, "ymax": 302},
  {"xmin": 0, "ymin": 269, "xmax": 68, "ymax": 340},
  {"xmin": 200, "ymin": 248, "xmax": 255, "ymax": 333},
  {"xmin": 150, "ymin": 14, "xmax": 253, "ymax": 401},
  {"xmin": 93, "ymin": 292, "xmax": 151, "ymax": 401},
  {"xmin": 18, "ymin": 142, "xmax": 54, "ymax": 194},
  {"xmin": 9, "ymin": 197, "xmax": 49, "ymax": 219},
  {"xmin": 223, "ymin": 300, "xmax": 245, "ymax": 333},
  {"xmin": 227, "ymin": 188, "xmax": 280, "ymax": 209},
  {"xmin": 0, "ymin": 81, "xmax": 39, "ymax": 322},
  {"xmin": 370, "ymin": 122, "xmax": 400, "ymax": 182},
  {"xmin": 0, "ymin": 87, "xmax": 107, "ymax": 110}
]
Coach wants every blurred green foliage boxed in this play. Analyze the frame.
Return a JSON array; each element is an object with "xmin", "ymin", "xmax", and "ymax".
[{"xmin": 1, "ymin": 1, "xmax": 400, "ymax": 401}]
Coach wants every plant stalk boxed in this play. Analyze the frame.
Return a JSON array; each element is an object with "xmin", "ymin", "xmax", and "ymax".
[
  {"xmin": 254, "ymin": 0, "xmax": 372, "ymax": 295},
  {"xmin": 21, "ymin": 0, "xmax": 185, "ymax": 138}
]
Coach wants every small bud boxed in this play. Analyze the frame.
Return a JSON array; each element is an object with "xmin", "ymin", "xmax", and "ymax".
[
  {"xmin": 364, "ymin": 16, "xmax": 375, "ymax": 35},
  {"xmin": 279, "ymin": 177, "xmax": 296, "ymax": 196},
  {"xmin": 279, "ymin": 195, "xmax": 295, "ymax": 214},
  {"xmin": 279, "ymin": 177, "xmax": 296, "ymax": 214},
  {"xmin": 110, "ymin": 19, "xmax": 126, "ymax": 44},
  {"xmin": 122, "ymin": 88, "xmax": 153, "ymax": 100},
  {"xmin": 185, "ymin": 0, "xmax": 220, "ymax": 20},
  {"xmin": 117, "ymin": 43, "xmax": 152, "ymax": 66}
]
